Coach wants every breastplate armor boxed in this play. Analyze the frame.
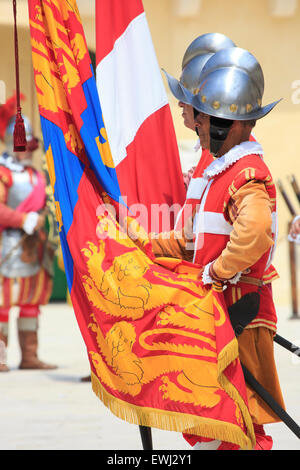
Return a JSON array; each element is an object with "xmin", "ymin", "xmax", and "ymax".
[
  {"xmin": 0, "ymin": 165, "xmax": 40, "ymax": 278},
  {"xmin": 7, "ymin": 170, "xmax": 37, "ymax": 209}
]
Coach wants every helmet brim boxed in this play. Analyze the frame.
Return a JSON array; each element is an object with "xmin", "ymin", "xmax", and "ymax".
[
  {"xmin": 162, "ymin": 69, "xmax": 191, "ymax": 103},
  {"xmin": 190, "ymin": 92, "xmax": 282, "ymax": 121}
]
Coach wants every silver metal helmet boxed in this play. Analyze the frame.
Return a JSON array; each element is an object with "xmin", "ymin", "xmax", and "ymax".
[
  {"xmin": 163, "ymin": 54, "xmax": 214, "ymax": 102},
  {"xmin": 185, "ymin": 47, "xmax": 281, "ymax": 121},
  {"xmin": 182, "ymin": 32, "xmax": 236, "ymax": 69},
  {"xmin": 164, "ymin": 32, "xmax": 236, "ymax": 102},
  {"xmin": 4, "ymin": 115, "xmax": 33, "ymax": 155}
]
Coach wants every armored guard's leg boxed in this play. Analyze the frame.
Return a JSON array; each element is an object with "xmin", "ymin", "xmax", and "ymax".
[
  {"xmin": 18, "ymin": 310, "xmax": 57, "ymax": 370},
  {"xmin": 0, "ymin": 308, "xmax": 10, "ymax": 372},
  {"xmin": 0, "ymin": 321, "xmax": 9, "ymax": 372}
]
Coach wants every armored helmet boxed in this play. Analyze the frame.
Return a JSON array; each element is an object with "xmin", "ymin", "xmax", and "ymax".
[
  {"xmin": 185, "ymin": 47, "xmax": 281, "ymax": 121},
  {"xmin": 182, "ymin": 32, "xmax": 236, "ymax": 69},
  {"xmin": 164, "ymin": 32, "xmax": 236, "ymax": 102}
]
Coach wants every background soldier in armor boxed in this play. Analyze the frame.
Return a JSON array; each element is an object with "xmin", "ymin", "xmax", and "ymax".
[{"xmin": 0, "ymin": 96, "xmax": 57, "ymax": 372}]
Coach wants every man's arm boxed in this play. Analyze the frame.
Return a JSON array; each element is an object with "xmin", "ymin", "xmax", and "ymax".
[
  {"xmin": 208, "ymin": 180, "xmax": 274, "ymax": 282},
  {"xmin": 150, "ymin": 229, "xmax": 193, "ymax": 261},
  {"xmin": 0, "ymin": 168, "xmax": 43, "ymax": 234},
  {"xmin": 0, "ymin": 167, "xmax": 26, "ymax": 229}
]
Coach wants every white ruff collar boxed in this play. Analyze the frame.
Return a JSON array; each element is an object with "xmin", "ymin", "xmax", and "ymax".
[{"xmin": 203, "ymin": 141, "xmax": 264, "ymax": 179}]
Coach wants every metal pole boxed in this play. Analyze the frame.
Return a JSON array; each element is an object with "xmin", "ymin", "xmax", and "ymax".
[
  {"xmin": 277, "ymin": 180, "xmax": 299, "ymax": 317},
  {"xmin": 274, "ymin": 334, "xmax": 300, "ymax": 357},
  {"xmin": 277, "ymin": 180, "xmax": 297, "ymax": 217},
  {"xmin": 139, "ymin": 425, "xmax": 153, "ymax": 450},
  {"xmin": 242, "ymin": 364, "xmax": 300, "ymax": 440},
  {"xmin": 288, "ymin": 221, "xmax": 300, "ymax": 319},
  {"xmin": 289, "ymin": 175, "xmax": 300, "ymax": 205}
]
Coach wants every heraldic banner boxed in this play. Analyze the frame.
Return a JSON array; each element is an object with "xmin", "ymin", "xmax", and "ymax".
[{"xmin": 28, "ymin": 0, "xmax": 255, "ymax": 449}]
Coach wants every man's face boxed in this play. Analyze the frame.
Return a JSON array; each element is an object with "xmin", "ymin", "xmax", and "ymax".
[
  {"xmin": 194, "ymin": 111, "xmax": 210, "ymax": 150},
  {"xmin": 178, "ymin": 101, "xmax": 195, "ymax": 130}
]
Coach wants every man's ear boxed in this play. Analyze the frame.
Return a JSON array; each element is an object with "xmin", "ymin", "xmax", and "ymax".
[
  {"xmin": 225, "ymin": 120, "xmax": 239, "ymax": 138},
  {"xmin": 229, "ymin": 120, "xmax": 239, "ymax": 131}
]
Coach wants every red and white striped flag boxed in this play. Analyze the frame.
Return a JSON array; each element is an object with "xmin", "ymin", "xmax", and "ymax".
[{"xmin": 95, "ymin": 0, "xmax": 185, "ymax": 232}]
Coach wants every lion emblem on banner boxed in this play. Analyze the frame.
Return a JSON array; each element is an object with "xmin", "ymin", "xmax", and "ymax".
[{"xmin": 79, "ymin": 212, "xmax": 233, "ymax": 411}]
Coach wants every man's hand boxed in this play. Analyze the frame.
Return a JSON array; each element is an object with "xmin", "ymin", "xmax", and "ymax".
[
  {"xmin": 22, "ymin": 212, "xmax": 45, "ymax": 235},
  {"xmin": 183, "ymin": 213, "xmax": 194, "ymax": 241},
  {"xmin": 34, "ymin": 214, "xmax": 45, "ymax": 231}
]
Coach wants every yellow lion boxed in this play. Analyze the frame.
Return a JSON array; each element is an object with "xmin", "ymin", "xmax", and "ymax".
[
  {"xmin": 81, "ymin": 213, "xmax": 221, "ymax": 333},
  {"xmin": 82, "ymin": 213, "xmax": 230, "ymax": 409},
  {"xmin": 88, "ymin": 314, "xmax": 222, "ymax": 409}
]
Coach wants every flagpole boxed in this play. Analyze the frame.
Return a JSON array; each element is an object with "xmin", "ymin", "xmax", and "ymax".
[
  {"xmin": 274, "ymin": 334, "xmax": 300, "ymax": 357},
  {"xmin": 241, "ymin": 364, "xmax": 300, "ymax": 439},
  {"xmin": 139, "ymin": 425, "xmax": 153, "ymax": 450}
]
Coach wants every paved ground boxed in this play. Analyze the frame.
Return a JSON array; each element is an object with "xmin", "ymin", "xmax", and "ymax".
[{"xmin": 0, "ymin": 300, "xmax": 299, "ymax": 451}]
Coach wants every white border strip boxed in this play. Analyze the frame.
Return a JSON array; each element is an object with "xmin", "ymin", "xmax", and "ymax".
[{"xmin": 96, "ymin": 13, "xmax": 168, "ymax": 167}]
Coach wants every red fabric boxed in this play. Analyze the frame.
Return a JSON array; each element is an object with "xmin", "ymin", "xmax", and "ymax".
[
  {"xmin": 183, "ymin": 165, "xmax": 199, "ymax": 191},
  {"xmin": 184, "ymin": 425, "xmax": 273, "ymax": 450},
  {"xmin": 0, "ymin": 307, "xmax": 9, "ymax": 323},
  {"xmin": 0, "ymin": 168, "xmax": 46, "ymax": 231},
  {"xmin": 193, "ymin": 153, "xmax": 276, "ymax": 270},
  {"xmin": 191, "ymin": 153, "xmax": 278, "ymax": 329},
  {"xmin": 96, "ymin": 0, "xmax": 186, "ymax": 233},
  {"xmin": 19, "ymin": 304, "xmax": 40, "ymax": 318},
  {"xmin": 183, "ymin": 433, "xmax": 213, "ymax": 447},
  {"xmin": 0, "ymin": 269, "xmax": 52, "ymax": 309},
  {"xmin": 253, "ymin": 424, "xmax": 273, "ymax": 450},
  {"xmin": 223, "ymin": 283, "xmax": 277, "ymax": 331},
  {"xmin": 116, "ymin": 106, "xmax": 186, "ymax": 231},
  {"xmin": 175, "ymin": 149, "xmax": 213, "ymax": 230},
  {"xmin": 65, "ymin": 166, "xmax": 254, "ymax": 447},
  {"xmin": 96, "ymin": 0, "xmax": 144, "ymax": 64},
  {"xmin": 0, "ymin": 305, "xmax": 40, "ymax": 319},
  {"xmin": 0, "ymin": 203, "xmax": 24, "ymax": 228},
  {"xmin": 183, "ymin": 434, "xmax": 240, "ymax": 450},
  {"xmin": 16, "ymin": 171, "xmax": 46, "ymax": 214},
  {"xmin": 29, "ymin": 0, "xmax": 254, "ymax": 449},
  {"xmin": 185, "ymin": 148, "xmax": 213, "ymax": 182},
  {"xmin": 218, "ymin": 441, "xmax": 240, "ymax": 450},
  {"xmin": 181, "ymin": 146, "xmax": 277, "ymax": 449}
]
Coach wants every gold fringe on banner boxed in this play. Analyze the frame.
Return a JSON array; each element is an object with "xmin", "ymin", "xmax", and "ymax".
[
  {"xmin": 217, "ymin": 340, "xmax": 256, "ymax": 449},
  {"xmin": 91, "ymin": 370, "xmax": 255, "ymax": 450}
]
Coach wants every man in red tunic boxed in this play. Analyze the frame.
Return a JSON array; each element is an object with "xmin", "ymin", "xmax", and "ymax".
[
  {"xmin": 0, "ymin": 105, "xmax": 56, "ymax": 372},
  {"xmin": 151, "ymin": 47, "xmax": 285, "ymax": 450}
]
